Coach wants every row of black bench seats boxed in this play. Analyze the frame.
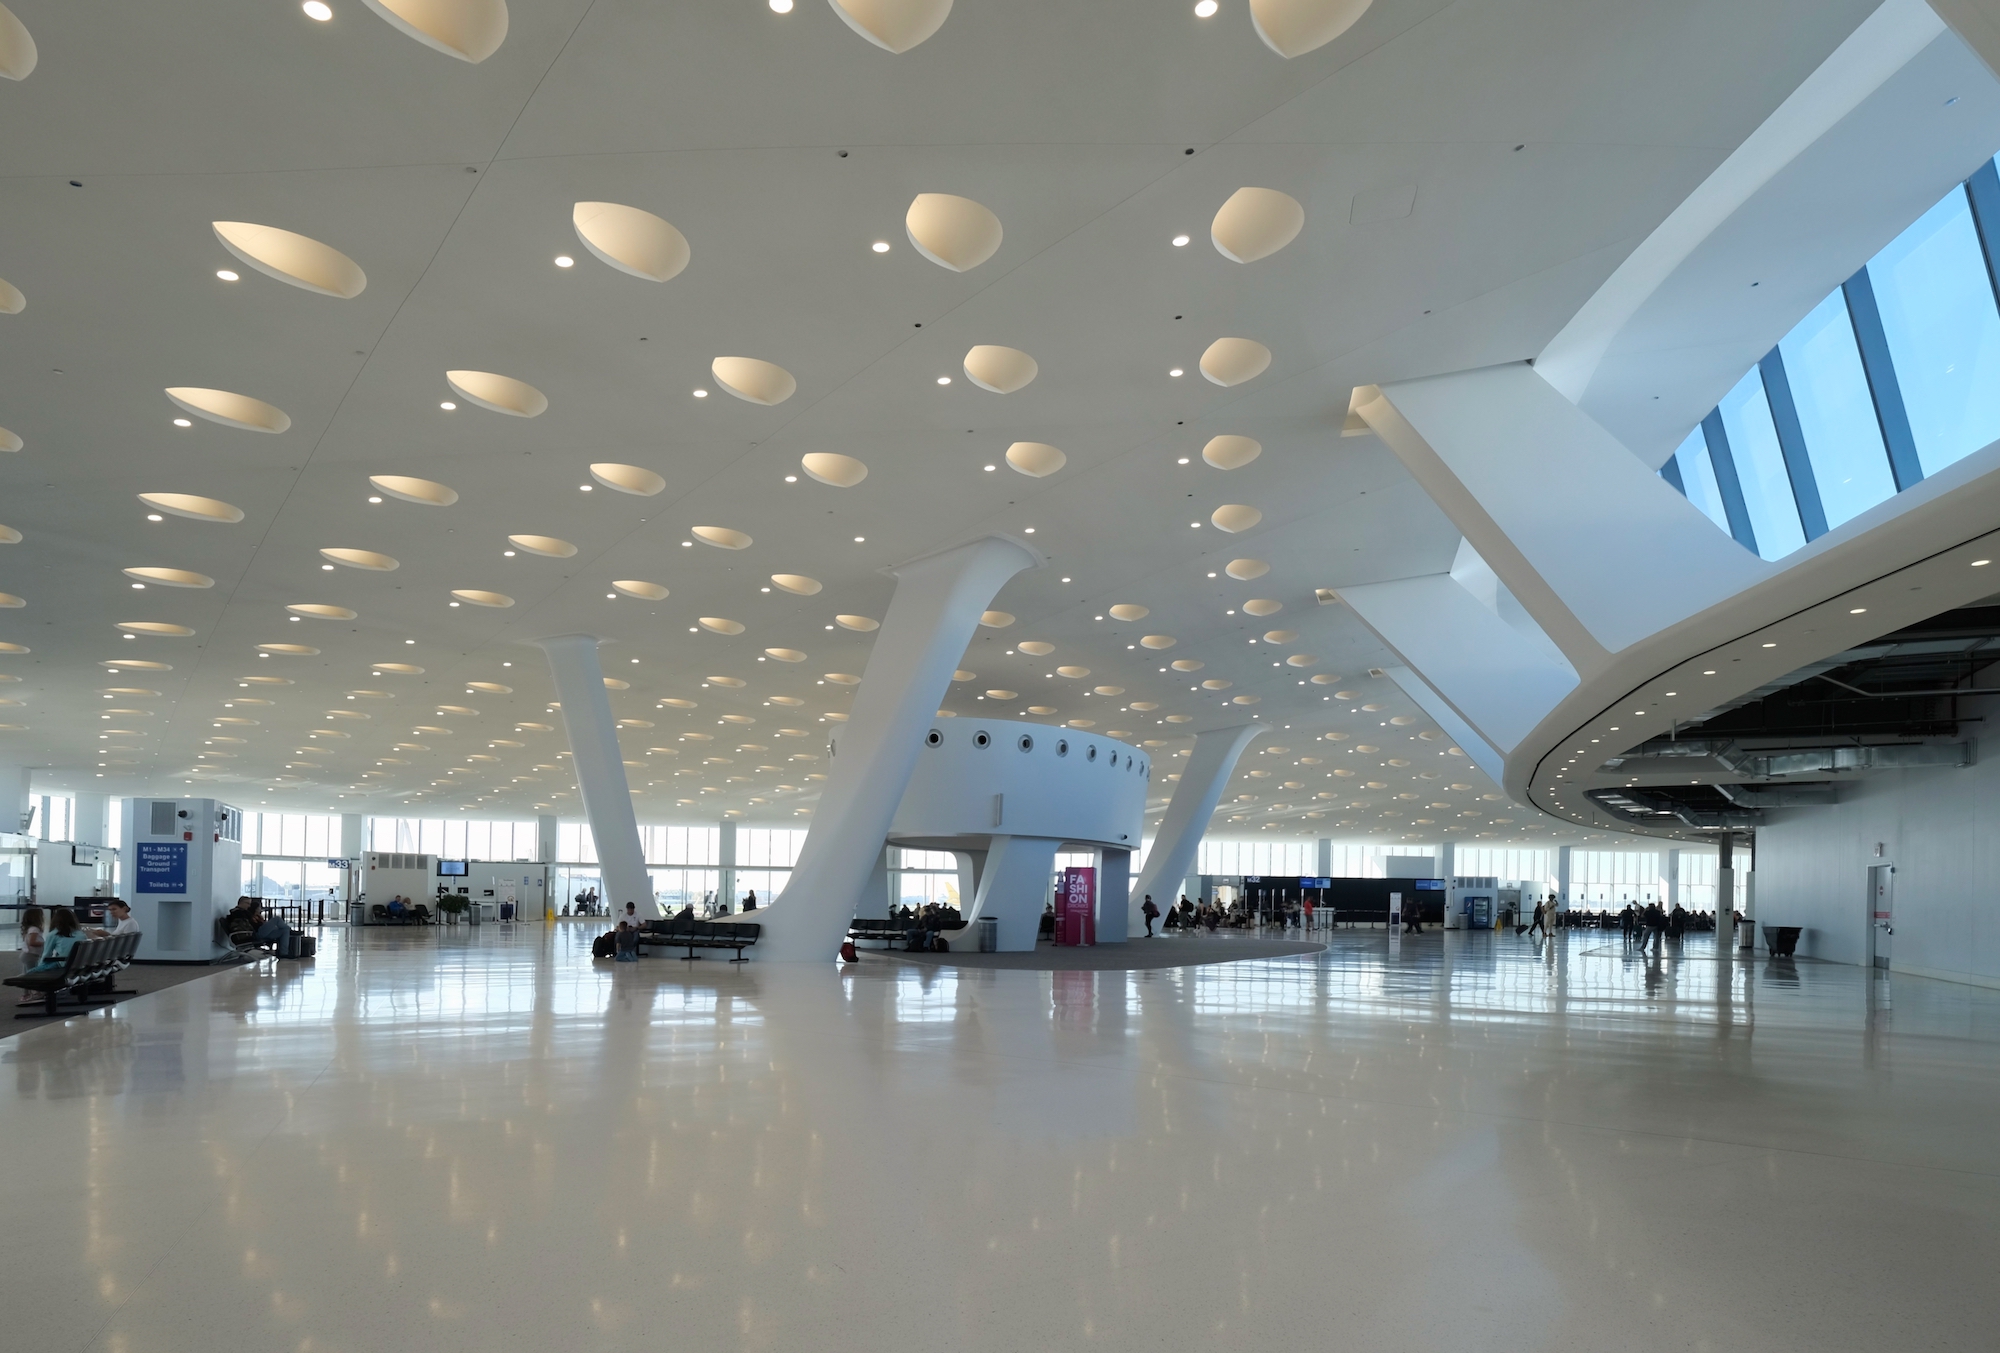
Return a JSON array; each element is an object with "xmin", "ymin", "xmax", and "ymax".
[
  {"xmin": 3, "ymin": 932, "xmax": 140, "ymax": 1017},
  {"xmin": 638, "ymin": 916, "xmax": 761, "ymax": 961},
  {"xmin": 371, "ymin": 904, "xmax": 433, "ymax": 926},
  {"xmin": 848, "ymin": 913, "xmax": 963, "ymax": 950}
]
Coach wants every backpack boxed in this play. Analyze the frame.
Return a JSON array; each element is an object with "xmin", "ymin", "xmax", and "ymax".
[{"xmin": 591, "ymin": 932, "xmax": 616, "ymax": 959}]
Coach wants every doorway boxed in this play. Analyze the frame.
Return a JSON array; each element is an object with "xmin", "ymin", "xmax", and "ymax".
[{"xmin": 1867, "ymin": 865, "xmax": 1894, "ymax": 970}]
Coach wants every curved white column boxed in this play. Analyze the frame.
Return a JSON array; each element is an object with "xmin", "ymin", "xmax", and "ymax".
[
  {"xmin": 1097, "ymin": 847, "xmax": 1130, "ymax": 945},
  {"xmin": 1132, "ymin": 723, "xmax": 1265, "ymax": 923},
  {"xmin": 761, "ymin": 535, "xmax": 1039, "ymax": 960},
  {"xmin": 970, "ymin": 835, "xmax": 1062, "ymax": 952},
  {"xmin": 532, "ymin": 634, "xmax": 652, "ymax": 916}
]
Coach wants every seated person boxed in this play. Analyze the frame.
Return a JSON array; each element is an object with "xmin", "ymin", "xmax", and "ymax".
[
  {"xmin": 669, "ymin": 903, "xmax": 695, "ymax": 924},
  {"xmin": 88, "ymin": 900, "xmax": 139, "ymax": 939},
  {"xmin": 25, "ymin": 906, "xmax": 81, "ymax": 973},
  {"xmin": 614, "ymin": 920, "xmax": 640, "ymax": 962},
  {"xmin": 386, "ymin": 894, "xmax": 408, "ymax": 920},
  {"xmin": 224, "ymin": 898, "xmax": 295, "ymax": 951},
  {"xmin": 17, "ymin": 905, "xmax": 44, "ymax": 973}
]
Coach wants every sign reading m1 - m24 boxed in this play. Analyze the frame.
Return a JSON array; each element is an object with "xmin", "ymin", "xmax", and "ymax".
[{"xmin": 135, "ymin": 841, "xmax": 189, "ymax": 895}]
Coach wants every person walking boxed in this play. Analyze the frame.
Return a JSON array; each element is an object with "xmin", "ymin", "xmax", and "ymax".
[
  {"xmin": 1141, "ymin": 894, "xmax": 1159, "ymax": 937},
  {"xmin": 1525, "ymin": 896, "xmax": 1548, "ymax": 939}
]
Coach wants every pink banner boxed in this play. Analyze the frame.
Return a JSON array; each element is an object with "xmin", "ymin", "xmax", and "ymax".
[{"xmin": 1057, "ymin": 866, "xmax": 1096, "ymax": 946}]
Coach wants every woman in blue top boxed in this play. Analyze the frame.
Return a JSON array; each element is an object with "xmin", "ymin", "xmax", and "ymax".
[{"xmin": 30, "ymin": 907, "xmax": 82, "ymax": 972}]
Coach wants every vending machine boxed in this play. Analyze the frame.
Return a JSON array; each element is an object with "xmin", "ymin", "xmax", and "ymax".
[{"xmin": 123, "ymin": 798, "xmax": 242, "ymax": 962}]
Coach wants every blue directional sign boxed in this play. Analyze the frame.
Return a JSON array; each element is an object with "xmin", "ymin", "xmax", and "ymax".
[{"xmin": 135, "ymin": 842, "xmax": 189, "ymax": 895}]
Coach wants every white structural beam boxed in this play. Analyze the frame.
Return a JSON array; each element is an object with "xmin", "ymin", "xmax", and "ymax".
[
  {"xmin": 761, "ymin": 535, "xmax": 1039, "ymax": 961},
  {"xmin": 1098, "ymin": 846, "xmax": 1130, "ymax": 945},
  {"xmin": 532, "ymin": 634, "xmax": 653, "ymax": 916},
  {"xmin": 0, "ymin": 763, "xmax": 28, "ymax": 835},
  {"xmin": 974, "ymin": 835, "xmax": 1064, "ymax": 952},
  {"xmin": 1133, "ymin": 724, "xmax": 1265, "ymax": 908}
]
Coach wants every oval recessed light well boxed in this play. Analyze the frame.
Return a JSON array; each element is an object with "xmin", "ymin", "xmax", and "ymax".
[
  {"xmin": 0, "ymin": 427, "xmax": 20, "ymax": 453},
  {"xmin": 1093, "ymin": 685, "xmax": 1125, "ymax": 696},
  {"xmin": 0, "ymin": 592, "xmax": 23, "ymax": 608},
  {"xmin": 257, "ymin": 642, "xmax": 319, "ymax": 655},
  {"xmin": 1287, "ymin": 653, "xmax": 1318, "ymax": 667},
  {"xmin": 905, "ymin": 193, "xmax": 1003, "ymax": 272},
  {"xmin": 1140, "ymin": 634, "xmax": 1176, "ymax": 649},
  {"xmin": 508, "ymin": 534, "xmax": 576, "ymax": 558},
  {"xmin": 1310, "ymin": 672, "xmax": 1338, "ymax": 684},
  {"xmin": 211, "ymin": 221, "xmax": 366, "ymax": 298},
  {"xmin": 320, "ymin": 548, "xmax": 399, "ymax": 571},
  {"xmin": 764, "ymin": 648, "xmax": 806, "ymax": 663},
  {"xmin": 1211, "ymin": 504, "xmax": 1263, "ymax": 533},
  {"xmin": 828, "ymin": 0, "xmax": 952, "ymax": 53},
  {"xmin": 1232, "ymin": 693, "xmax": 1261, "ymax": 705},
  {"xmin": 0, "ymin": 4, "xmax": 39, "ymax": 81},
  {"xmin": 980, "ymin": 610, "xmax": 1014, "ymax": 628},
  {"xmin": 1107, "ymin": 604, "xmax": 1149, "ymax": 621},
  {"xmin": 451, "ymin": 590, "xmax": 514, "ymax": 608},
  {"xmin": 1172, "ymin": 659, "xmax": 1203, "ymax": 671},
  {"xmin": 0, "ymin": 277, "xmax": 21, "ymax": 315},
  {"xmin": 571, "ymin": 201, "xmax": 689, "ymax": 282},
  {"xmin": 123, "ymin": 567, "xmax": 213, "ymax": 589},
  {"xmin": 985, "ymin": 688, "xmax": 1018, "ymax": 700},
  {"xmin": 692, "ymin": 526, "xmax": 752, "ymax": 550},
  {"xmin": 1005, "ymin": 441, "xmax": 1066, "ymax": 478},
  {"xmin": 699, "ymin": 617, "xmax": 746, "ymax": 635},
  {"xmin": 445, "ymin": 370, "xmax": 547, "ymax": 418},
  {"xmin": 801, "ymin": 452, "xmax": 868, "ymax": 487},
  {"xmin": 1262, "ymin": 629, "xmax": 1297, "ymax": 643},
  {"xmin": 287, "ymin": 603, "xmax": 356, "ymax": 619},
  {"xmin": 1250, "ymin": 0, "xmax": 1373, "ymax": 59},
  {"xmin": 770, "ymin": 574, "xmax": 822, "ymax": 596},
  {"xmin": 612, "ymin": 580, "xmax": 669, "ymax": 601},
  {"xmin": 711, "ymin": 357, "xmax": 796, "ymax": 406},
  {"xmin": 138, "ymin": 492, "xmax": 244, "ymax": 523},
  {"xmin": 963, "ymin": 344, "xmax": 1038, "ymax": 393},
  {"xmin": 1200, "ymin": 337, "xmax": 1272, "ymax": 387},
  {"xmin": 1203, "ymin": 678, "xmax": 1232, "ymax": 690},
  {"xmin": 1211, "ymin": 187, "xmax": 1306, "ymax": 263},
  {"xmin": 825, "ymin": 673, "xmax": 861, "ymax": 685},
  {"xmin": 359, "ymin": 0, "xmax": 509, "ymax": 62},
  {"xmin": 1243, "ymin": 598, "xmax": 1281, "ymax": 616},
  {"xmin": 601, "ymin": 677, "xmax": 630, "ymax": 690},
  {"xmin": 1226, "ymin": 558, "xmax": 1270, "ymax": 580},
  {"xmin": 1016, "ymin": 640, "xmax": 1053, "ymax": 656},
  {"xmin": 589, "ymin": 463, "xmax": 665, "ymax": 497},
  {"xmin": 373, "ymin": 663, "xmax": 424, "ymax": 674},
  {"xmin": 165, "ymin": 387, "xmax": 292, "ymax": 434},
  {"xmin": 369, "ymin": 475, "xmax": 458, "ymax": 506},
  {"xmin": 467, "ymin": 681, "xmax": 512, "ymax": 694},
  {"xmin": 831, "ymin": 614, "xmax": 879, "ymax": 633},
  {"xmin": 952, "ymin": 669, "xmax": 976, "ymax": 681},
  {"xmin": 1202, "ymin": 434, "xmax": 1262, "ymax": 469},
  {"xmin": 1056, "ymin": 665, "xmax": 1090, "ymax": 678}
]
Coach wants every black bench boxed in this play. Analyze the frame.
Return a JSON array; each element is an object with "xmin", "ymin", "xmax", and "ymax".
[
  {"xmin": 369, "ymin": 904, "xmax": 432, "ymax": 926},
  {"xmin": 5, "ymin": 932, "xmax": 139, "ymax": 1017},
  {"xmin": 847, "ymin": 919, "xmax": 907, "ymax": 948},
  {"xmin": 640, "ymin": 918, "xmax": 761, "ymax": 961}
]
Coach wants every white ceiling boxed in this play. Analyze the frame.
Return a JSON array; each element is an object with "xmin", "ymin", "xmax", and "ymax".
[{"xmin": 0, "ymin": 0, "xmax": 1885, "ymax": 840}]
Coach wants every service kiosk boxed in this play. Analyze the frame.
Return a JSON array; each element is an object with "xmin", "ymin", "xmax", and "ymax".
[{"xmin": 123, "ymin": 798, "xmax": 242, "ymax": 962}]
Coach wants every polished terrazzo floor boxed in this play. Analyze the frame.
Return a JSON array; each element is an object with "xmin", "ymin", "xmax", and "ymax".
[{"xmin": 4, "ymin": 923, "xmax": 1997, "ymax": 1352}]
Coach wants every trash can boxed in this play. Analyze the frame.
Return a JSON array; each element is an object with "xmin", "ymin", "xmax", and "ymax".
[
  {"xmin": 975, "ymin": 916, "xmax": 998, "ymax": 953},
  {"xmin": 1763, "ymin": 924, "xmax": 1803, "ymax": 958},
  {"xmin": 347, "ymin": 901, "xmax": 366, "ymax": 927}
]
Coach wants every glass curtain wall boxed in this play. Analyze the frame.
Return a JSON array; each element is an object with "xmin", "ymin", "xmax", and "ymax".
[
  {"xmin": 1660, "ymin": 155, "xmax": 2000, "ymax": 554},
  {"xmin": 240, "ymin": 811, "xmax": 345, "ymax": 905}
]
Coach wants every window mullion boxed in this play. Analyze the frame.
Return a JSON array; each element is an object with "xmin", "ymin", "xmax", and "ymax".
[
  {"xmin": 1841, "ymin": 267, "xmax": 1925, "ymax": 491},
  {"xmin": 1699, "ymin": 412, "xmax": 1759, "ymax": 554},
  {"xmin": 1757, "ymin": 349, "xmax": 1828, "ymax": 539}
]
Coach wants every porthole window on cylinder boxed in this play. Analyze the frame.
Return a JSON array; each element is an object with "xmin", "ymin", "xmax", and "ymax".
[
  {"xmin": 926, "ymin": 729, "xmax": 943, "ymax": 746},
  {"xmin": 974, "ymin": 729, "xmax": 991, "ymax": 748},
  {"xmin": 1087, "ymin": 744, "xmax": 1098, "ymax": 762},
  {"xmin": 1017, "ymin": 733, "xmax": 1034, "ymax": 752},
  {"xmin": 1056, "ymin": 739, "xmax": 1069, "ymax": 757}
]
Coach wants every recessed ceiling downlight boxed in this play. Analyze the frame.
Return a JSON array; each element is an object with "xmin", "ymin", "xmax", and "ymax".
[
  {"xmin": 612, "ymin": 580, "xmax": 669, "ymax": 600},
  {"xmin": 0, "ymin": 4, "xmax": 38, "ymax": 80},
  {"xmin": 445, "ymin": 371, "xmax": 547, "ymax": 418},
  {"xmin": 1200, "ymin": 337, "xmax": 1272, "ymax": 387},
  {"xmin": 1211, "ymin": 187, "xmax": 1306, "ymax": 263},
  {"xmin": 359, "ymin": 0, "xmax": 509, "ymax": 63},
  {"xmin": 571, "ymin": 201, "xmax": 690, "ymax": 282},
  {"xmin": 1250, "ymin": 0, "xmax": 1373, "ymax": 59},
  {"xmin": 1203, "ymin": 435, "xmax": 1262, "ymax": 469},
  {"xmin": 699, "ymin": 617, "xmax": 746, "ymax": 635},
  {"xmin": 1226, "ymin": 558, "xmax": 1270, "ymax": 580},
  {"xmin": 589, "ymin": 463, "xmax": 665, "ymax": 496},
  {"xmin": 211, "ymin": 221, "xmax": 365, "ymax": 298},
  {"xmin": 801, "ymin": 453, "xmax": 868, "ymax": 487},
  {"xmin": 139, "ymin": 493, "xmax": 244, "ymax": 523},
  {"xmin": 508, "ymin": 535, "xmax": 576, "ymax": 558},
  {"xmin": 123, "ymin": 567, "xmax": 213, "ymax": 588},
  {"xmin": 711, "ymin": 357, "xmax": 796, "ymax": 406},
  {"xmin": 369, "ymin": 475, "xmax": 458, "ymax": 506},
  {"xmin": 320, "ymin": 548, "xmax": 398, "ymax": 571},
  {"xmin": 1005, "ymin": 442, "xmax": 1066, "ymax": 478},
  {"xmin": 771, "ymin": 574, "xmax": 822, "ymax": 596},
  {"xmin": 287, "ymin": 604, "xmax": 356, "ymax": 619},
  {"xmin": 963, "ymin": 345, "xmax": 1038, "ymax": 393},
  {"xmin": 834, "ymin": 614, "xmax": 879, "ymax": 631},
  {"xmin": 692, "ymin": 526, "xmax": 752, "ymax": 550},
  {"xmin": 905, "ymin": 193, "xmax": 1003, "ymax": 272},
  {"xmin": 164, "ymin": 387, "xmax": 292, "ymax": 434},
  {"xmin": 828, "ymin": 0, "xmax": 952, "ymax": 53},
  {"xmin": 1107, "ymin": 604, "xmax": 1149, "ymax": 621}
]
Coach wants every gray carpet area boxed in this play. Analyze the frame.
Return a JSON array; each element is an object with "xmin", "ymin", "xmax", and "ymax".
[
  {"xmin": 880, "ymin": 934, "xmax": 1328, "ymax": 971},
  {"xmin": 2, "ymin": 953, "xmax": 262, "ymax": 1038}
]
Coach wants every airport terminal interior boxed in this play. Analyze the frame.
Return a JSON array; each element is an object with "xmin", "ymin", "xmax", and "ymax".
[{"xmin": 5, "ymin": 0, "xmax": 2000, "ymax": 1348}]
